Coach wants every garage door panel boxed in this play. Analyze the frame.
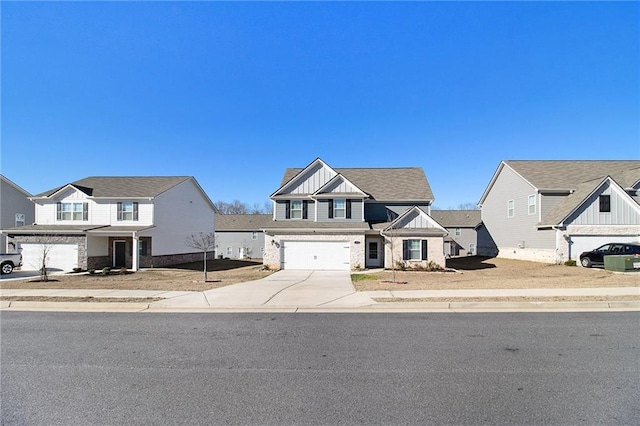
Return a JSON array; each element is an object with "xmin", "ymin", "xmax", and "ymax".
[
  {"xmin": 20, "ymin": 244, "xmax": 79, "ymax": 271},
  {"xmin": 282, "ymin": 241, "xmax": 350, "ymax": 271}
]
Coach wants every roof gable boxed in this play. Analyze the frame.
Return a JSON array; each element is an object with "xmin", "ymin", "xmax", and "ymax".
[
  {"xmin": 276, "ymin": 160, "xmax": 434, "ymax": 201},
  {"xmin": 1, "ymin": 175, "xmax": 32, "ymax": 197},
  {"xmin": 271, "ymin": 158, "xmax": 338, "ymax": 197},
  {"xmin": 383, "ymin": 206, "xmax": 446, "ymax": 232},
  {"xmin": 313, "ymin": 174, "xmax": 367, "ymax": 197}
]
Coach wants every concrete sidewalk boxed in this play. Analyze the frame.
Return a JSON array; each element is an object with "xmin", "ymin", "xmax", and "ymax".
[{"xmin": 1, "ymin": 269, "xmax": 638, "ymax": 312}]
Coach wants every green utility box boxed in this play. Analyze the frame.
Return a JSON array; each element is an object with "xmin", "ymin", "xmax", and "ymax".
[{"xmin": 604, "ymin": 255, "xmax": 640, "ymax": 272}]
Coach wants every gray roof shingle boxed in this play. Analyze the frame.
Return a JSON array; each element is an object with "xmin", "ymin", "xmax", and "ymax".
[
  {"xmin": 215, "ymin": 214, "xmax": 274, "ymax": 231},
  {"xmin": 280, "ymin": 167, "xmax": 434, "ymax": 201},
  {"xmin": 34, "ymin": 176, "xmax": 192, "ymax": 198},
  {"xmin": 431, "ymin": 210, "xmax": 482, "ymax": 228}
]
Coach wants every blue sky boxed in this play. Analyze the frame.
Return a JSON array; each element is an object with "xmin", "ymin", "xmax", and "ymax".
[{"xmin": 2, "ymin": 1, "xmax": 638, "ymax": 209}]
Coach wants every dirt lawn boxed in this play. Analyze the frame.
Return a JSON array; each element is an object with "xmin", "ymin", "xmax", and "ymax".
[
  {"xmin": 352, "ymin": 257, "xmax": 640, "ymax": 291},
  {"xmin": 0, "ymin": 259, "xmax": 272, "ymax": 292}
]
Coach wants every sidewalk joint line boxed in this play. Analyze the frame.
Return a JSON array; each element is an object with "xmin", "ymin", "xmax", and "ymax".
[{"xmin": 261, "ymin": 271, "xmax": 315, "ymax": 306}]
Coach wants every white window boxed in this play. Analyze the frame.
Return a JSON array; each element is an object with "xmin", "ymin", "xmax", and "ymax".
[
  {"xmin": 252, "ymin": 231, "xmax": 257, "ymax": 240},
  {"xmin": 226, "ymin": 247, "xmax": 232, "ymax": 256},
  {"xmin": 291, "ymin": 200, "xmax": 302, "ymax": 219},
  {"xmin": 408, "ymin": 240, "xmax": 421, "ymax": 260},
  {"xmin": 528, "ymin": 195, "xmax": 536, "ymax": 215},
  {"xmin": 119, "ymin": 201, "xmax": 137, "ymax": 221},
  {"xmin": 507, "ymin": 200, "xmax": 514, "ymax": 218},
  {"xmin": 15, "ymin": 213, "xmax": 25, "ymax": 227},
  {"xmin": 334, "ymin": 199, "xmax": 346, "ymax": 218},
  {"xmin": 58, "ymin": 202, "xmax": 87, "ymax": 221},
  {"xmin": 455, "ymin": 228, "xmax": 461, "ymax": 236}
]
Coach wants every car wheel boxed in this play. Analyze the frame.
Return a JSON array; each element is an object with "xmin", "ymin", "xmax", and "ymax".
[
  {"xmin": 1, "ymin": 262, "xmax": 13, "ymax": 275},
  {"xmin": 580, "ymin": 257, "xmax": 592, "ymax": 268}
]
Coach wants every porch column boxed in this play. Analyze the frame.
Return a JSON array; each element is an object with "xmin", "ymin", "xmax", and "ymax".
[{"xmin": 132, "ymin": 232, "xmax": 139, "ymax": 271}]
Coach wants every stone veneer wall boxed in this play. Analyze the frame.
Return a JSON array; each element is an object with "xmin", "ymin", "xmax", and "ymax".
[
  {"xmin": 9, "ymin": 235, "xmax": 88, "ymax": 269},
  {"xmin": 263, "ymin": 234, "xmax": 365, "ymax": 270},
  {"xmin": 383, "ymin": 236, "xmax": 446, "ymax": 269},
  {"xmin": 151, "ymin": 251, "xmax": 216, "ymax": 268}
]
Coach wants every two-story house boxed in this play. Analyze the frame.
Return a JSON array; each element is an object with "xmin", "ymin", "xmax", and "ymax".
[
  {"xmin": 215, "ymin": 213, "xmax": 272, "ymax": 259},
  {"xmin": 2, "ymin": 176, "xmax": 216, "ymax": 271},
  {"xmin": 1, "ymin": 175, "xmax": 35, "ymax": 252},
  {"xmin": 262, "ymin": 158, "xmax": 447, "ymax": 271},
  {"xmin": 479, "ymin": 160, "xmax": 640, "ymax": 263},
  {"xmin": 431, "ymin": 210, "xmax": 498, "ymax": 257}
]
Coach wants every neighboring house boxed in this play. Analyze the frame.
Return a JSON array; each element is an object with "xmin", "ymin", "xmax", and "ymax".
[
  {"xmin": 262, "ymin": 158, "xmax": 447, "ymax": 271},
  {"xmin": 215, "ymin": 214, "xmax": 272, "ymax": 259},
  {"xmin": 0, "ymin": 175, "xmax": 35, "ymax": 252},
  {"xmin": 431, "ymin": 210, "xmax": 497, "ymax": 257},
  {"xmin": 478, "ymin": 160, "xmax": 640, "ymax": 263},
  {"xmin": 2, "ymin": 176, "xmax": 216, "ymax": 271}
]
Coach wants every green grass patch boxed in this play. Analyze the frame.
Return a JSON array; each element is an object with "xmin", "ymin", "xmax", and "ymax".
[{"xmin": 351, "ymin": 274, "xmax": 380, "ymax": 282}]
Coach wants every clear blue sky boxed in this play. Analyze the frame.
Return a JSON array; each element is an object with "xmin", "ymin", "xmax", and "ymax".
[{"xmin": 2, "ymin": 1, "xmax": 638, "ymax": 209}]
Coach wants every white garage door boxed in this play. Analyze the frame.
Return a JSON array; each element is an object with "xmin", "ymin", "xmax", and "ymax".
[
  {"xmin": 20, "ymin": 244, "xmax": 79, "ymax": 272},
  {"xmin": 282, "ymin": 241, "xmax": 350, "ymax": 271},
  {"xmin": 570, "ymin": 236, "xmax": 640, "ymax": 261}
]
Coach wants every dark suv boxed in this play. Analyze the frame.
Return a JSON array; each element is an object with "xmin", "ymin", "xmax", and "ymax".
[{"xmin": 579, "ymin": 243, "xmax": 640, "ymax": 268}]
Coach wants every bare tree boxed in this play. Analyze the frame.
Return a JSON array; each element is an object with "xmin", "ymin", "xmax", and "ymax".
[
  {"xmin": 381, "ymin": 211, "xmax": 400, "ymax": 283},
  {"xmin": 185, "ymin": 232, "xmax": 216, "ymax": 282},
  {"xmin": 262, "ymin": 201, "xmax": 274, "ymax": 215},
  {"xmin": 215, "ymin": 200, "xmax": 274, "ymax": 215}
]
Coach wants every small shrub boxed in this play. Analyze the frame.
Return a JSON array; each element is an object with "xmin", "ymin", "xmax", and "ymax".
[
  {"xmin": 394, "ymin": 260, "xmax": 407, "ymax": 271},
  {"xmin": 88, "ymin": 269, "xmax": 95, "ymax": 275},
  {"xmin": 101, "ymin": 267, "xmax": 111, "ymax": 276},
  {"xmin": 351, "ymin": 274, "xmax": 380, "ymax": 282},
  {"xmin": 425, "ymin": 261, "xmax": 444, "ymax": 272},
  {"xmin": 119, "ymin": 267, "xmax": 128, "ymax": 274},
  {"xmin": 564, "ymin": 260, "xmax": 577, "ymax": 267},
  {"xmin": 72, "ymin": 267, "xmax": 83, "ymax": 273}
]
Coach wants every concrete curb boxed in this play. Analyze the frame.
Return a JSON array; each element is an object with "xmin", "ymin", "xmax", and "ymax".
[{"xmin": 1, "ymin": 300, "xmax": 639, "ymax": 313}]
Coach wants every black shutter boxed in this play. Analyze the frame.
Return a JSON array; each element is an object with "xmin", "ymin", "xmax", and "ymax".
[
  {"xmin": 133, "ymin": 202, "xmax": 139, "ymax": 221},
  {"xmin": 302, "ymin": 200, "xmax": 308, "ymax": 219},
  {"xmin": 346, "ymin": 199, "xmax": 352, "ymax": 219},
  {"xmin": 57, "ymin": 202, "xmax": 62, "ymax": 221},
  {"xmin": 328, "ymin": 199, "xmax": 334, "ymax": 219},
  {"xmin": 402, "ymin": 240, "xmax": 409, "ymax": 260},
  {"xmin": 285, "ymin": 200, "xmax": 291, "ymax": 219},
  {"xmin": 117, "ymin": 202, "xmax": 123, "ymax": 221},
  {"xmin": 83, "ymin": 203, "xmax": 89, "ymax": 221},
  {"xmin": 421, "ymin": 240, "xmax": 428, "ymax": 260}
]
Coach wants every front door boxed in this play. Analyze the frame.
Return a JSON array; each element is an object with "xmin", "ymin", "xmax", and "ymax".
[
  {"xmin": 114, "ymin": 241, "xmax": 126, "ymax": 268},
  {"xmin": 366, "ymin": 239, "xmax": 382, "ymax": 268}
]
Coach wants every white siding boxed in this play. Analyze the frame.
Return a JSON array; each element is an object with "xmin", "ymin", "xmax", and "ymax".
[
  {"xmin": 149, "ymin": 179, "xmax": 216, "ymax": 256},
  {"xmin": 567, "ymin": 182, "xmax": 640, "ymax": 225}
]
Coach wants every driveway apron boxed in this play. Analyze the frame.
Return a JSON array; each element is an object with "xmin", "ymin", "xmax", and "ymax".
[{"xmin": 201, "ymin": 270, "xmax": 367, "ymax": 308}]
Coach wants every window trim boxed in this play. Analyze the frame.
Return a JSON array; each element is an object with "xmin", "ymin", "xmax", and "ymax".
[
  {"xmin": 528, "ymin": 194, "xmax": 536, "ymax": 215},
  {"xmin": 251, "ymin": 231, "xmax": 258, "ymax": 240},
  {"xmin": 57, "ymin": 202, "xmax": 88, "ymax": 221},
  {"xmin": 455, "ymin": 227, "xmax": 461, "ymax": 236},
  {"xmin": 403, "ymin": 239, "xmax": 428, "ymax": 261},
  {"xmin": 507, "ymin": 199, "xmax": 514, "ymax": 218},
  {"xmin": 599, "ymin": 195, "xmax": 611, "ymax": 213},
  {"xmin": 290, "ymin": 200, "xmax": 303, "ymax": 219},
  {"xmin": 333, "ymin": 198, "xmax": 346, "ymax": 219},
  {"xmin": 15, "ymin": 213, "xmax": 25, "ymax": 227}
]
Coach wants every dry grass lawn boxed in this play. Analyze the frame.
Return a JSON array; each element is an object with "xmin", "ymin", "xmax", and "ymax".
[
  {"xmin": 0, "ymin": 259, "xmax": 273, "ymax": 292},
  {"xmin": 352, "ymin": 257, "xmax": 640, "ymax": 291}
]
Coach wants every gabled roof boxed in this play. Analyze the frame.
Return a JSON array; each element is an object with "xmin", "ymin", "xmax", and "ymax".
[
  {"xmin": 431, "ymin": 210, "xmax": 481, "ymax": 228},
  {"xmin": 33, "ymin": 176, "xmax": 194, "ymax": 198},
  {"xmin": 312, "ymin": 173, "xmax": 367, "ymax": 197},
  {"xmin": 538, "ymin": 176, "xmax": 640, "ymax": 227},
  {"xmin": 382, "ymin": 206, "xmax": 447, "ymax": 236},
  {"xmin": 279, "ymin": 165, "xmax": 434, "ymax": 201},
  {"xmin": 479, "ymin": 160, "xmax": 640, "ymax": 205},
  {"xmin": 215, "ymin": 214, "xmax": 273, "ymax": 231},
  {"xmin": 1, "ymin": 175, "xmax": 32, "ymax": 197}
]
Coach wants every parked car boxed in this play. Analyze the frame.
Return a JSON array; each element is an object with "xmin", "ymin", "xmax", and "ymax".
[
  {"xmin": 1, "ymin": 252, "xmax": 23, "ymax": 275},
  {"xmin": 579, "ymin": 243, "xmax": 640, "ymax": 268}
]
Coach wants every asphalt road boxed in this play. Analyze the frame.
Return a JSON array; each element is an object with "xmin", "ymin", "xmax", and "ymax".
[{"xmin": 2, "ymin": 312, "xmax": 639, "ymax": 425}]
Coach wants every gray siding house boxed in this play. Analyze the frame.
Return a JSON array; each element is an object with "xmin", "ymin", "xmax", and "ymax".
[
  {"xmin": 263, "ymin": 158, "xmax": 447, "ymax": 271},
  {"xmin": 1, "ymin": 175, "xmax": 35, "ymax": 252},
  {"xmin": 431, "ymin": 210, "xmax": 497, "ymax": 257},
  {"xmin": 215, "ymin": 214, "xmax": 272, "ymax": 260},
  {"xmin": 479, "ymin": 160, "xmax": 640, "ymax": 263}
]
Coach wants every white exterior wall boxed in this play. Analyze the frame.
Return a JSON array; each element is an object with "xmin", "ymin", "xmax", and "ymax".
[
  {"xmin": 34, "ymin": 190, "xmax": 154, "ymax": 226},
  {"xmin": 263, "ymin": 234, "xmax": 365, "ymax": 270},
  {"xmin": 86, "ymin": 235, "xmax": 109, "ymax": 256},
  {"xmin": 149, "ymin": 179, "xmax": 215, "ymax": 256},
  {"xmin": 556, "ymin": 224, "xmax": 640, "ymax": 262}
]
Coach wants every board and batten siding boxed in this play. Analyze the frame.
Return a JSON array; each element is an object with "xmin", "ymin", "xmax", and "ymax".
[
  {"xmin": 283, "ymin": 163, "xmax": 337, "ymax": 195},
  {"xmin": 147, "ymin": 179, "xmax": 215, "ymax": 256},
  {"xmin": 482, "ymin": 165, "xmax": 555, "ymax": 250},
  {"xmin": 566, "ymin": 182, "xmax": 640, "ymax": 225}
]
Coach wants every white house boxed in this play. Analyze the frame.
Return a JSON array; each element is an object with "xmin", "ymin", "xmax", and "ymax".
[{"xmin": 2, "ymin": 176, "xmax": 216, "ymax": 271}]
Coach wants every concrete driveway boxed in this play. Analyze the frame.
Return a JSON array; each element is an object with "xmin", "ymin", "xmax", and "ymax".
[{"xmin": 153, "ymin": 270, "xmax": 375, "ymax": 309}]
